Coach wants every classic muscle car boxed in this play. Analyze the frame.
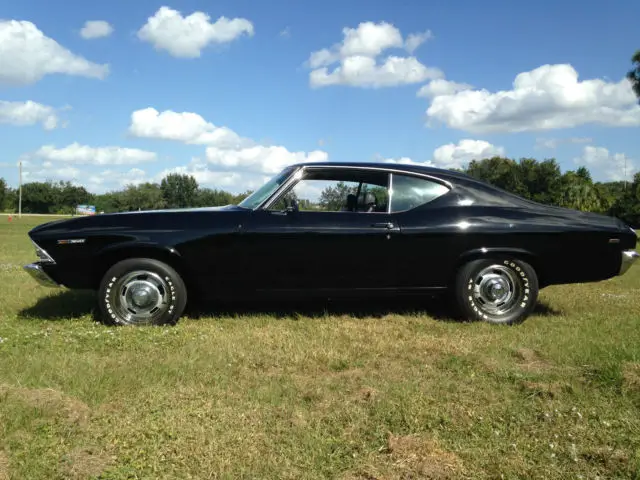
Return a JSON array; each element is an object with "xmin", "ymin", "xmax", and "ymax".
[{"xmin": 24, "ymin": 161, "xmax": 638, "ymax": 326}]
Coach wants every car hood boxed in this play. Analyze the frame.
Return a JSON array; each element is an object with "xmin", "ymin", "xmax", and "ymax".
[{"xmin": 29, "ymin": 204, "xmax": 246, "ymax": 237}]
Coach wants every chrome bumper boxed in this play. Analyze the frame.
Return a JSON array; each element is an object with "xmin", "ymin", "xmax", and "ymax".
[
  {"xmin": 619, "ymin": 250, "xmax": 640, "ymax": 276},
  {"xmin": 23, "ymin": 263, "xmax": 60, "ymax": 288}
]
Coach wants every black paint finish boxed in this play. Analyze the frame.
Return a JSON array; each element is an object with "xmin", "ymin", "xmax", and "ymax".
[{"xmin": 27, "ymin": 162, "xmax": 637, "ymax": 300}]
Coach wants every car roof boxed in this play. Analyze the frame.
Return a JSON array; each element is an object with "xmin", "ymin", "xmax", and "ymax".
[{"xmin": 289, "ymin": 161, "xmax": 475, "ymax": 183}]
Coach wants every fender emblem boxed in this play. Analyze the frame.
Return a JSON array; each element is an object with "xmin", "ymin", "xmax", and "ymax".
[{"xmin": 57, "ymin": 239, "xmax": 86, "ymax": 245}]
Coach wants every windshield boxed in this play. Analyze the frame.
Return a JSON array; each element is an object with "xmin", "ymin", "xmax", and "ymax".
[{"xmin": 238, "ymin": 166, "xmax": 297, "ymax": 209}]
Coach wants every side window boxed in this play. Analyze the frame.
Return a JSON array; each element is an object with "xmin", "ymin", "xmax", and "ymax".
[
  {"xmin": 269, "ymin": 169, "xmax": 389, "ymax": 213},
  {"xmin": 390, "ymin": 174, "xmax": 449, "ymax": 212}
]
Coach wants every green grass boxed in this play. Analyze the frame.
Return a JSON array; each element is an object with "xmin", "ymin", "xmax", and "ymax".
[{"xmin": 1, "ymin": 216, "xmax": 639, "ymax": 479}]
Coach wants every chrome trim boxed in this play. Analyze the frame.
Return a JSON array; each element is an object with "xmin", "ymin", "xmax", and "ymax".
[
  {"xmin": 23, "ymin": 263, "xmax": 60, "ymax": 288},
  {"xmin": 387, "ymin": 173, "xmax": 393, "ymax": 214},
  {"xmin": 255, "ymin": 166, "xmax": 303, "ymax": 211},
  {"xmin": 256, "ymin": 164, "xmax": 453, "ymax": 211},
  {"xmin": 31, "ymin": 240, "xmax": 55, "ymax": 263},
  {"xmin": 619, "ymin": 250, "xmax": 639, "ymax": 276}
]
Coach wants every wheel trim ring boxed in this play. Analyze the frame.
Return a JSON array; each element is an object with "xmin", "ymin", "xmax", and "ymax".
[
  {"xmin": 471, "ymin": 264, "xmax": 523, "ymax": 316},
  {"xmin": 111, "ymin": 270, "xmax": 170, "ymax": 325}
]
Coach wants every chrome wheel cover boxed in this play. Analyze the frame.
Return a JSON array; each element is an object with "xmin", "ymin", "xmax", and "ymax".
[
  {"xmin": 111, "ymin": 270, "xmax": 170, "ymax": 325},
  {"xmin": 471, "ymin": 264, "xmax": 523, "ymax": 316}
]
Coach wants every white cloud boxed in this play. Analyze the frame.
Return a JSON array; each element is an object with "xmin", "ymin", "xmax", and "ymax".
[
  {"xmin": 155, "ymin": 158, "xmax": 269, "ymax": 193},
  {"xmin": 417, "ymin": 78, "xmax": 472, "ymax": 98},
  {"xmin": 137, "ymin": 6, "xmax": 254, "ymax": 58},
  {"xmin": 25, "ymin": 165, "xmax": 149, "ymax": 193},
  {"xmin": 383, "ymin": 156, "xmax": 430, "ymax": 166},
  {"xmin": 308, "ymin": 21, "xmax": 442, "ymax": 88},
  {"xmin": 88, "ymin": 168, "xmax": 148, "ymax": 191},
  {"xmin": 535, "ymin": 137, "xmax": 592, "ymax": 150},
  {"xmin": 0, "ymin": 19, "xmax": 109, "ymax": 86},
  {"xmin": 404, "ymin": 30, "xmax": 433, "ymax": 53},
  {"xmin": 279, "ymin": 27, "xmax": 291, "ymax": 38},
  {"xmin": 574, "ymin": 146, "xmax": 635, "ymax": 182},
  {"xmin": 80, "ymin": 20, "xmax": 113, "ymax": 39},
  {"xmin": 23, "ymin": 165, "xmax": 82, "ymax": 183},
  {"xmin": 310, "ymin": 56, "xmax": 442, "ymax": 88},
  {"xmin": 205, "ymin": 145, "xmax": 327, "ymax": 175},
  {"xmin": 382, "ymin": 139, "xmax": 504, "ymax": 171},
  {"xmin": 433, "ymin": 139, "xmax": 505, "ymax": 169},
  {"xmin": 129, "ymin": 107, "xmax": 250, "ymax": 148},
  {"xmin": 0, "ymin": 100, "xmax": 60, "ymax": 129},
  {"xmin": 425, "ymin": 64, "xmax": 640, "ymax": 133},
  {"xmin": 33, "ymin": 143, "xmax": 157, "ymax": 165},
  {"xmin": 129, "ymin": 107, "xmax": 328, "ymax": 175}
]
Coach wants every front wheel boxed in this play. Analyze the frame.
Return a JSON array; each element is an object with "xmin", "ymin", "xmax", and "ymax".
[
  {"xmin": 98, "ymin": 258, "xmax": 187, "ymax": 326},
  {"xmin": 453, "ymin": 258, "xmax": 539, "ymax": 325}
]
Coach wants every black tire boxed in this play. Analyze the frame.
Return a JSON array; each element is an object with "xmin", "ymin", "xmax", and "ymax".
[
  {"xmin": 453, "ymin": 257, "xmax": 539, "ymax": 325},
  {"xmin": 97, "ymin": 258, "xmax": 187, "ymax": 326}
]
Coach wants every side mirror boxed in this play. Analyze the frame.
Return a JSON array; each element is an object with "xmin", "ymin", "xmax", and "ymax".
[{"xmin": 285, "ymin": 198, "xmax": 299, "ymax": 213}]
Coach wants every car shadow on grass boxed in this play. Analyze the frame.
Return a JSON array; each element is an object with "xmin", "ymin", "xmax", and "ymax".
[
  {"xmin": 17, "ymin": 290, "xmax": 97, "ymax": 321},
  {"xmin": 185, "ymin": 295, "xmax": 562, "ymax": 323},
  {"xmin": 16, "ymin": 290, "xmax": 562, "ymax": 324}
]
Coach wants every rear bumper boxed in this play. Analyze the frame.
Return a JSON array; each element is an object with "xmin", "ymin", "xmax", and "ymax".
[
  {"xmin": 24, "ymin": 262, "xmax": 61, "ymax": 288},
  {"xmin": 619, "ymin": 250, "xmax": 639, "ymax": 276}
]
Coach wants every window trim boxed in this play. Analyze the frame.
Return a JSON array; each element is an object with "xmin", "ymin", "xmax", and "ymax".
[
  {"xmin": 257, "ymin": 165, "xmax": 452, "ymax": 212},
  {"xmin": 260, "ymin": 166, "xmax": 392, "ymax": 214}
]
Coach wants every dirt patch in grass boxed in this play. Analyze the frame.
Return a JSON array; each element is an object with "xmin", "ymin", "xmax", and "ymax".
[
  {"xmin": 581, "ymin": 446, "xmax": 630, "ymax": 470},
  {"xmin": 357, "ymin": 387, "xmax": 378, "ymax": 402},
  {"xmin": 61, "ymin": 447, "xmax": 113, "ymax": 480},
  {"xmin": 0, "ymin": 384, "xmax": 90, "ymax": 426},
  {"xmin": 344, "ymin": 433, "xmax": 465, "ymax": 480},
  {"xmin": 512, "ymin": 348, "xmax": 552, "ymax": 372},
  {"xmin": 0, "ymin": 450, "xmax": 9, "ymax": 480},
  {"xmin": 519, "ymin": 381, "xmax": 566, "ymax": 399},
  {"xmin": 622, "ymin": 362, "xmax": 640, "ymax": 392}
]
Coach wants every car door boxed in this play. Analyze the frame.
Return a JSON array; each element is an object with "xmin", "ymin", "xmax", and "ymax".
[
  {"xmin": 387, "ymin": 172, "xmax": 457, "ymax": 289},
  {"xmin": 237, "ymin": 167, "xmax": 399, "ymax": 292}
]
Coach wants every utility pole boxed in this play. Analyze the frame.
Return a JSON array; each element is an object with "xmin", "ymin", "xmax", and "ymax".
[{"xmin": 18, "ymin": 160, "xmax": 22, "ymax": 218}]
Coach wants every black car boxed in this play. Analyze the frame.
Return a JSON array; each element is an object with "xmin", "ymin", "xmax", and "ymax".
[{"xmin": 24, "ymin": 161, "xmax": 638, "ymax": 326}]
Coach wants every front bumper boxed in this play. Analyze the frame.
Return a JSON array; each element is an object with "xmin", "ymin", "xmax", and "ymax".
[
  {"xmin": 619, "ymin": 250, "xmax": 640, "ymax": 276},
  {"xmin": 24, "ymin": 263, "xmax": 61, "ymax": 288}
]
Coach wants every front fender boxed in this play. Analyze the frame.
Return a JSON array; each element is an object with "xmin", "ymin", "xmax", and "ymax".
[{"xmin": 92, "ymin": 241, "xmax": 188, "ymax": 288}]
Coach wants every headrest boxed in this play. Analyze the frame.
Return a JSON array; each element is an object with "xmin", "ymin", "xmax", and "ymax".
[
  {"xmin": 346, "ymin": 193, "xmax": 357, "ymax": 210},
  {"xmin": 364, "ymin": 192, "xmax": 376, "ymax": 205}
]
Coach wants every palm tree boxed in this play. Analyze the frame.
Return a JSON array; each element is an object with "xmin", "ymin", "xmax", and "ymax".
[
  {"xmin": 559, "ymin": 171, "xmax": 603, "ymax": 212},
  {"xmin": 628, "ymin": 50, "xmax": 640, "ymax": 101}
]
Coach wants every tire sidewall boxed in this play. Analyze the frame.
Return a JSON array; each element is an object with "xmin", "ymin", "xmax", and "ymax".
[
  {"xmin": 456, "ymin": 258, "xmax": 538, "ymax": 325},
  {"xmin": 98, "ymin": 258, "xmax": 187, "ymax": 326}
]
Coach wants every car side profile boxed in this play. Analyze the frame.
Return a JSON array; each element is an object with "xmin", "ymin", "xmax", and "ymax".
[{"xmin": 24, "ymin": 161, "xmax": 639, "ymax": 326}]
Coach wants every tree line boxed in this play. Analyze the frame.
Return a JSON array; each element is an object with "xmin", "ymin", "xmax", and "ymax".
[
  {"xmin": 1, "ymin": 157, "xmax": 638, "ymax": 226},
  {"xmin": 0, "ymin": 173, "xmax": 252, "ymax": 215}
]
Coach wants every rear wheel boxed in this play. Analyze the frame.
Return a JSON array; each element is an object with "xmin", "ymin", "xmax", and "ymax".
[
  {"xmin": 453, "ymin": 258, "xmax": 539, "ymax": 325},
  {"xmin": 98, "ymin": 258, "xmax": 187, "ymax": 326}
]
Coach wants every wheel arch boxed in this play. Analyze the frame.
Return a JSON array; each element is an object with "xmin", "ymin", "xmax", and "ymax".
[
  {"xmin": 453, "ymin": 247, "xmax": 545, "ymax": 287},
  {"xmin": 92, "ymin": 242, "xmax": 191, "ymax": 290}
]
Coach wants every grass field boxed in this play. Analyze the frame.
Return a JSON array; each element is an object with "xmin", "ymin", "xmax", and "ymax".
[{"xmin": 1, "ymin": 216, "xmax": 639, "ymax": 479}]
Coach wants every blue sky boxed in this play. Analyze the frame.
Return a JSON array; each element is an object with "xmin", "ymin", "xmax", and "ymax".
[{"xmin": 1, "ymin": 0, "xmax": 639, "ymax": 193}]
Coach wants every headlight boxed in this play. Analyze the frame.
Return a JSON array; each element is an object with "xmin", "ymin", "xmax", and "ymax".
[{"xmin": 32, "ymin": 241, "xmax": 55, "ymax": 263}]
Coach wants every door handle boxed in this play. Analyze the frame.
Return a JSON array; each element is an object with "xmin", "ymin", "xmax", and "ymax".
[{"xmin": 371, "ymin": 222, "xmax": 400, "ymax": 231}]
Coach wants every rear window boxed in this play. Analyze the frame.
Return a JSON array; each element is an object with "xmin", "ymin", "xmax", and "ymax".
[{"xmin": 390, "ymin": 174, "xmax": 449, "ymax": 212}]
